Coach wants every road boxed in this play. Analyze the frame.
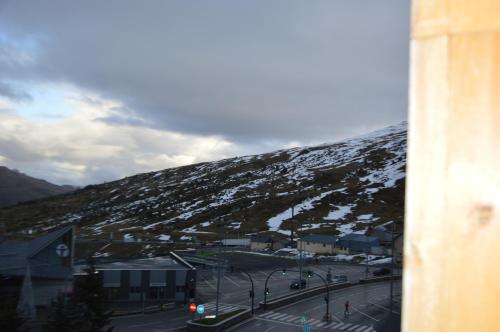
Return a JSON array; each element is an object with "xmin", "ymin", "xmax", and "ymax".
[
  {"xmin": 229, "ymin": 281, "xmax": 402, "ymax": 332},
  {"xmin": 112, "ymin": 276, "xmax": 401, "ymax": 331},
  {"xmin": 196, "ymin": 261, "xmax": 372, "ymax": 309},
  {"xmin": 111, "ymin": 253, "xmax": 401, "ymax": 332}
]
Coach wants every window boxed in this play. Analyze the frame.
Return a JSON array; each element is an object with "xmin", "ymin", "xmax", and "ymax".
[
  {"xmin": 149, "ymin": 286, "xmax": 167, "ymax": 299},
  {"xmin": 130, "ymin": 286, "xmax": 141, "ymax": 294},
  {"xmin": 105, "ymin": 287, "xmax": 120, "ymax": 300},
  {"xmin": 103, "ymin": 270, "xmax": 121, "ymax": 287}
]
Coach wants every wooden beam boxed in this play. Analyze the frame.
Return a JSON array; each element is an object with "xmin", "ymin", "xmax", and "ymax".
[{"xmin": 404, "ymin": 1, "xmax": 500, "ymax": 331}]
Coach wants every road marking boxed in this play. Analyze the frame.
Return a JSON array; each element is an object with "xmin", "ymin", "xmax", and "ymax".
[
  {"xmin": 315, "ymin": 321, "xmax": 327, "ymax": 327},
  {"xmin": 347, "ymin": 324, "xmax": 361, "ymax": 331},
  {"xmin": 355, "ymin": 326, "xmax": 370, "ymax": 332},
  {"xmin": 203, "ymin": 279, "xmax": 217, "ymax": 290},
  {"xmin": 224, "ymin": 275, "xmax": 240, "ymax": 287},
  {"xmin": 339, "ymin": 323, "xmax": 353, "ymax": 330},
  {"xmin": 271, "ymin": 313, "xmax": 289, "ymax": 320},
  {"xmin": 322, "ymin": 321, "xmax": 337, "ymax": 328},
  {"xmin": 265, "ymin": 312, "xmax": 285, "ymax": 319},
  {"xmin": 331, "ymin": 323, "xmax": 346, "ymax": 329},
  {"xmin": 280, "ymin": 314, "xmax": 297, "ymax": 322},
  {"xmin": 275, "ymin": 314, "xmax": 291, "ymax": 321},
  {"xmin": 259, "ymin": 311, "xmax": 275, "ymax": 318},
  {"xmin": 263, "ymin": 327, "xmax": 275, "ymax": 332},
  {"xmin": 351, "ymin": 306, "xmax": 380, "ymax": 322},
  {"xmin": 309, "ymin": 319, "xmax": 323, "ymax": 326}
]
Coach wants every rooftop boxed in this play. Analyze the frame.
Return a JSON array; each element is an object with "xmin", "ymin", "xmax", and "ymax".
[
  {"xmin": 74, "ymin": 252, "xmax": 194, "ymax": 273},
  {"xmin": 299, "ymin": 234, "xmax": 338, "ymax": 245}
]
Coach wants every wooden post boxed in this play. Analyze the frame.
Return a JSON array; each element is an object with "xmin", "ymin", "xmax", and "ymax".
[{"xmin": 404, "ymin": 0, "xmax": 500, "ymax": 331}]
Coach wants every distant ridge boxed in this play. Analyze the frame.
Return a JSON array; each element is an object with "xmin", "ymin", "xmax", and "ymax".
[
  {"xmin": 0, "ymin": 122, "xmax": 406, "ymax": 257},
  {"xmin": 0, "ymin": 166, "xmax": 76, "ymax": 208}
]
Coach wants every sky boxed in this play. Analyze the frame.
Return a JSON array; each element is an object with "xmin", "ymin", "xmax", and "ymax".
[{"xmin": 0, "ymin": 0, "xmax": 410, "ymax": 186}]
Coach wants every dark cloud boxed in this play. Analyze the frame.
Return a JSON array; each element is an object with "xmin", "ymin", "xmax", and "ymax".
[
  {"xmin": 0, "ymin": 137, "xmax": 43, "ymax": 162},
  {"xmin": 0, "ymin": 0, "xmax": 410, "ymax": 145},
  {"xmin": 0, "ymin": 80, "xmax": 32, "ymax": 101}
]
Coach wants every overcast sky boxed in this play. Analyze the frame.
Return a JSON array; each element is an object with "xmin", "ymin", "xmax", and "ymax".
[{"xmin": 0, "ymin": 0, "xmax": 410, "ymax": 186}]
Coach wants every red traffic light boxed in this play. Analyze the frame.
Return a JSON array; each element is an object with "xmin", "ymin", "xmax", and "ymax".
[{"xmin": 189, "ymin": 303, "xmax": 197, "ymax": 312}]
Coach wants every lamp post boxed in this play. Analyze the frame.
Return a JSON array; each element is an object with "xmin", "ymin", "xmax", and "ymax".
[{"xmin": 235, "ymin": 268, "xmax": 255, "ymax": 315}]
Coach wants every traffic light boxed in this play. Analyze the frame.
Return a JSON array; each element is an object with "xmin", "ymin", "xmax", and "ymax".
[
  {"xmin": 307, "ymin": 270, "xmax": 313, "ymax": 278},
  {"xmin": 265, "ymin": 287, "xmax": 270, "ymax": 295},
  {"xmin": 282, "ymin": 269, "xmax": 287, "ymax": 276}
]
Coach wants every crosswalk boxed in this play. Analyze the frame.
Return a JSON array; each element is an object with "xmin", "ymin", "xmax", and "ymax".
[
  {"xmin": 202, "ymin": 302, "xmax": 247, "ymax": 314},
  {"xmin": 257, "ymin": 311, "xmax": 375, "ymax": 331}
]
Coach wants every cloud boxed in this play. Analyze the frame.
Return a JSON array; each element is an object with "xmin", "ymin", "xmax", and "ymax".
[
  {"xmin": 0, "ymin": 0, "xmax": 409, "ymax": 143},
  {"xmin": 0, "ymin": 81, "xmax": 32, "ymax": 101},
  {"xmin": 0, "ymin": 92, "xmax": 239, "ymax": 185},
  {"xmin": 0, "ymin": 0, "xmax": 410, "ymax": 184}
]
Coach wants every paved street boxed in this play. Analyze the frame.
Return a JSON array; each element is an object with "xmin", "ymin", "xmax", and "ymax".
[
  {"xmin": 111, "ymin": 257, "xmax": 401, "ymax": 332},
  {"xmin": 229, "ymin": 281, "xmax": 402, "ymax": 332},
  {"xmin": 196, "ymin": 261, "xmax": 373, "ymax": 307}
]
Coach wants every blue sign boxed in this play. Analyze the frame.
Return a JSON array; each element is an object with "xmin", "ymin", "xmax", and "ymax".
[
  {"xmin": 196, "ymin": 304, "xmax": 205, "ymax": 314},
  {"xmin": 303, "ymin": 324, "xmax": 311, "ymax": 332}
]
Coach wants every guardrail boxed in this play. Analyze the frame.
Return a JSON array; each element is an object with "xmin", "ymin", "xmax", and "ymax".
[{"xmin": 359, "ymin": 275, "xmax": 402, "ymax": 284}]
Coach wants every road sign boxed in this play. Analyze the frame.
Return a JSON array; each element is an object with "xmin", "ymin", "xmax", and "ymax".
[
  {"xmin": 189, "ymin": 303, "xmax": 197, "ymax": 312},
  {"xmin": 55, "ymin": 243, "xmax": 69, "ymax": 257},
  {"xmin": 196, "ymin": 304, "xmax": 205, "ymax": 314}
]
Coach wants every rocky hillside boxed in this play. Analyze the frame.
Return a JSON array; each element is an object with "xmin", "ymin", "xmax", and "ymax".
[
  {"xmin": 0, "ymin": 122, "xmax": 406, "ymax": 255},
  {"xmin": 0, "ymin": 166, "xmax": 76, "ymax": 208}
]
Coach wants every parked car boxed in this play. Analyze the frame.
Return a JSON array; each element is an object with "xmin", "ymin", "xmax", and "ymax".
[
  {"xmin": 290, "ymin": 279, "xmax": 306, "ymax": 289},
  {"xmin": 333, "ymin": 275, "xmax": 348, "ymax": 283},
  {"xmin": 373, "ymin": 268, "xmax": 391, "ymax": 276}
]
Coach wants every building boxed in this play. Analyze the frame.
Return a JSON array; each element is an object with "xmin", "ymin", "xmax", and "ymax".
[
  {"xmin": 337, "ymin": 234, "xmax": 380, "ymax": 254},
  {"xmin": 220, "ymin": 238, "xmax": 250, "ymax": 247},
  {"xmin": 0, "ymin": 226, "xmax": 75, "ymax": 318},
  {"xmin": 250, "ymin": 236, "xmax": 272, "ymax": 251},
  {"xmin": 370, "ymin": 225, "xmax": 394, "ymax": 247},
  {"xmin": 74, "ymin": 252, "xmax": 196, "ymax": 307},
  {"xmin": 393, "ymin": 234, "xmax": 403, "ymax": 265},
  {"xmin": 297, "ymin": 235, "xmax": 348, "ymax": 255}
]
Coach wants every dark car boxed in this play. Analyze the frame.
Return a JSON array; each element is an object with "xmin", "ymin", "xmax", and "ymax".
[
  {"xmin": 373, "ymin": 268, "xmax": 391, "ymax": 276},
  {"xmin": 290, "ymin": 279, "xmax": 306, "ymax": 289},
  {"xmin": 333, "ymin": 275, "xmax": 348, "ymax": 283}
]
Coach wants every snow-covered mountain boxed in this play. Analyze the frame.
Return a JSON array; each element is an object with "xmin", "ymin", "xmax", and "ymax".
[{"xmin": 0, "ymin": 122, "xmax": 406, "ymax": 256}]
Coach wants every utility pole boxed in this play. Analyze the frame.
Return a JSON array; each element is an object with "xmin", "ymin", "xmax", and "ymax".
[
  {"xmin": 215, "ymin": 223, "xmax": 223, "ymax": 316},
  {"xmin": 389, "ymin": 222, "xmax": 396, "ymax": 314},
  {"xmin": 365, "ymin": 237, "xmax": 370, "ymax": 279},
  {"xmin": 298, "ymin": 239, "xmax": 303, "ymax": 282}
]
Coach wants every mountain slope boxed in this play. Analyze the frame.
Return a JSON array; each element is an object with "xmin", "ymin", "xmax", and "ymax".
[
  {"xmin": 0, "ymin": 122, "xmax": 406, "ymax": 255},
  {"xmin": 0, "ymin": 166, "xmax": 76, "ymax": 208}
]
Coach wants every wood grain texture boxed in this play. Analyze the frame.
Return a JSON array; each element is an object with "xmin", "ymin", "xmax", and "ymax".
[{"xmin": 404, "ymin": 0, "xmax": 500, "ymax": 331}]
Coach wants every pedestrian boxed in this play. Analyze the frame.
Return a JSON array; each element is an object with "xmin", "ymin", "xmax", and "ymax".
[{"xmin": 344, "ymin": 300, "xmax": 350, "ymax": 318}]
